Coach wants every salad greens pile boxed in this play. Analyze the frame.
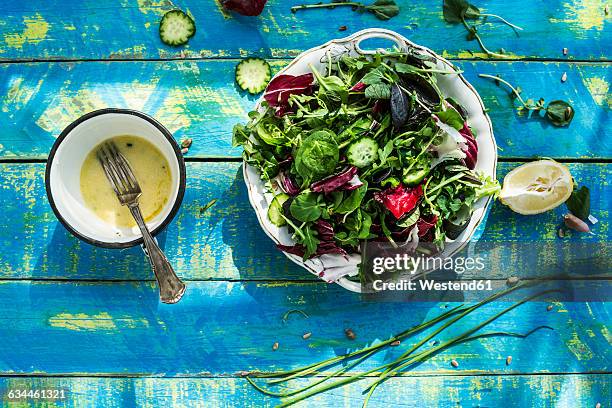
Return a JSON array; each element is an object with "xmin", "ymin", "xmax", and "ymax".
[{"xmin": 233, "ymin": 51, "xmax": 500, "ymax": 260}]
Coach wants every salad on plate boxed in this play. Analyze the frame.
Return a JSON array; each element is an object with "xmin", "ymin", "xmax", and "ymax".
[{"xmin": 233, "ymin": 51, "xmax": 500, "ymax": 261}]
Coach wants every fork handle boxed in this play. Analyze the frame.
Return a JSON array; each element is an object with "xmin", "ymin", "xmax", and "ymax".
[{"xmin": 129, "ymin": 205, "xmax": 186, "ymax": 304}]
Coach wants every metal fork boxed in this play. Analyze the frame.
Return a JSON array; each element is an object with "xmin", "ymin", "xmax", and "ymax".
[{"xmin": 97, "ymin": 141, "xmax": 186, "ymax": 304}]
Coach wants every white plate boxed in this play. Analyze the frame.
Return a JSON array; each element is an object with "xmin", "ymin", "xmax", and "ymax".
[{"xmin": 243, "ymin": 29, "xmax": 497, "ymax": 292}]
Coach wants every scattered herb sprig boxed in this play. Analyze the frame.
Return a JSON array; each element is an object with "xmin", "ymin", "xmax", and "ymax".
[
  {"xmin": 443, "ymin": 0, "xmax": 522, "ymax": 58},
  {"xmin": 479, "ymin": 74, "xmax": 575, "ymax": 127},
  {"xmin": 246, "ymin": 283, "xmax": 557, "ymax": 407},
  {"xmin": 291, "ymin": 0, "xmax": 400, "ymax": 21}
]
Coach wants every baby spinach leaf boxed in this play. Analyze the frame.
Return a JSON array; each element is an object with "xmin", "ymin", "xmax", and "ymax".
[
  {"xmin": 335, "ymin": 183, "xmax": 368, "ymax": 214},
  {"xmin": 366, "ymin": 0, "xmax": 400, "ymax": 20},
  {"xmin": 443, "ymin": 0, "xmax": 480, "ymax": 23},
  {"xmin": 295, "ymin": 130, "xmax": 339, "ymax": 180},
  {"xmin": 361, "ymin": 68, "xmax": 387, "ymax": 85},
  {"xmin": 365, "ymin": 83, "xmax": 391, "ymax": 99},
  {"xmin": 290, "ymin": 192, "xmax": 323, "ymax": 222},
  {"xmin": 565, "ymin": 186, "xmax": 590, "ymax": 221},
  {"xmin": 435, "ymin": 108, "xmax": 464, "ymax": 130}
]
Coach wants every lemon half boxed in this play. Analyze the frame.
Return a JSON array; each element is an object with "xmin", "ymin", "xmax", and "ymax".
[{"xmin": 500, "ymin": 160, "xmax": 573, "ymax": 215}]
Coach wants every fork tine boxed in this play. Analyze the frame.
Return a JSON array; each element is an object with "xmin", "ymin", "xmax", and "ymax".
[
  {"xmin": 99, "ymin": 144, "xmax": 129, "ymax": 195},
  {"xmin": 97, "ymin": 149, "xmax": 122, "ymax": 197},
  {"xmin": 108, "ymin": 142, "xmax": 140, "ymax": 192}
]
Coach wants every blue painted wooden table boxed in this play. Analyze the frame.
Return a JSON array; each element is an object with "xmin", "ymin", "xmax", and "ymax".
[{"xmin": 0, "ymin": 1, "xmax": 610, "ymax": 406}]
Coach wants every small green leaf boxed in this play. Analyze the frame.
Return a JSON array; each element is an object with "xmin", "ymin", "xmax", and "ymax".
[
  {"xmin": 335, "ymin": 183, "xmax": 368, "ymax": 214},
  {"xmin": 435, "ymin": 108, "xmax": 464, "ymax": 130},
  {"xmin": 397, "ymin": 207, "xmax": 420, "ymax": 228},
  {"xmin": 301, "ymin": 225, "xmax": 320, "ymax": 259},
  {"xmin": 290, "ymin": 192, "xmax": 323, "ymax": 222},
  {"xmin": 565, "ymin": 186, "xmax": 590, "ymax": 221},
  {"xmin": 365, "ymin": 83, "xmax": 391, "ymax": 99},
  {"xmin": 366, "ymin": 0, "xmax": 400, "ymax": 20},
  {"xmin": 443, "ymin": 0, "xmax": 480, "ymax": 23},
  {"xmin": 546, "ymin": 100, "xmax": 574, "ymax": 127}
]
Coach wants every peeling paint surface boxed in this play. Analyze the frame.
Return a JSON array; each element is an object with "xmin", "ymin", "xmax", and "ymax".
[{"xmin": 0, "ymin": 1, "xmax": 609, "ymax": 406}]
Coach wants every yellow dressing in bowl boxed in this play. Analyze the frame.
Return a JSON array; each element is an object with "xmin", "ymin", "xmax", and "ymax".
[{"xmin": 80, "ymin": 135, "xmax": 172, "ymax": 228}]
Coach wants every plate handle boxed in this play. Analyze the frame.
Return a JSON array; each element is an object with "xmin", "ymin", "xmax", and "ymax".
[{"xmin": 349, "ymin": 29, "xmax": 410, "ymax": 55}]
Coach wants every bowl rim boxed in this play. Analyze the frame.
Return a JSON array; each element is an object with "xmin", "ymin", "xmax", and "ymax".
[
  {"xmin": 243, "ymin": 28, "xmax": 498, "ymax": 291},
  {"xmin": 45, "ymin": 108, "xmax": 187, "ymax": 249}
]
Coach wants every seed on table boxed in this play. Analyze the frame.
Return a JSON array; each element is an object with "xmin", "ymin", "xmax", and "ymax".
[
  {"xmin": 390, "ymin": 340, "xmax": 401, "ymax": 346},
  {"xmin": 561, "ymin": 72, "xmax": 567, "ymax": 82},
  {"xmin": 339, "ymin": 25, "xmax": 348, "ymax": 31},
  {"xmin": 302, "ymin": 332, "xmax": 312, "ymax": 340},
  {"xmin": 181, "ymin": 138, "xmax": 193, "ymax": 149},
  {"xmin": 506, "ymin": 356, "xmax": 512, "ymax": 365},
  {"xmin": 181, "ymin": 147, "xmax": 189, "ymax": 155},
  {"xmin": 563, "ymin": 47, "xmax": 568, "ymax": 55},
  {"xmin": 547, "ymin": 304, "xmax": 554, "ymax": 311},
  {"xmin": 272, "ymin": 342, "xmax": 279, "ymax": 351},
  {"xmin": 451, "ymin": 359, "xmax": 459, "ymax": 368},
  {"xmin": 558, "ymin": 228, "xmax": 566, "ymax": 238},
  {"xmin": 345, "ymin": 328, "xmax": 356, "ymax": 340},
  {"xmin": 506, "ymin": 276, "xmax": 520, "ymax": 286}
]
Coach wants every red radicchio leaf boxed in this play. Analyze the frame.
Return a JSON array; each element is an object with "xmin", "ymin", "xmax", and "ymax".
[
  {"xmin": 222, "ymin": 0, "xmax": 268, "ymax": 16},
  {"xmin": 314, "ymin": 220, "xmax": 334, "ymax": 241},
  {"xmin": 350, "ymin": 82, "xmax": 367, "ymax": 92},
  {"xmin": 264, "ymin": 74, "xmax": 315, "ymax": 113},
  {"xmin": 315, "ymin": 241, "xmax": 348, "ymax": 257},
  {"xmin": 278, "ymin": 172, "xmax": 300, "ymax": 196},
  {"xmin": 374, "ymin": 184, "xmax": 424, "ymax": 219},
  {"xmin": 417, "ymin": 214, "xmax": 438, "ymax": 238},
  {"xmin": 277, "ymin": 243, "xmax": 305, "ymax": 257},
  {"xmin": 277, "ymin": 241, "xmax": 348, "ymax": 259},
  {"xmin": 310, "ymin": 166, "xmax": 361, "ymax": 194},
  {"xmin": 459, "ymin": 122, "xmax": 478, "ymax": 170}
]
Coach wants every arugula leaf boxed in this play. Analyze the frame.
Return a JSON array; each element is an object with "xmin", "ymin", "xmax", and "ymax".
[
  {"xmin": 301, "ymin": 225, "xmax": 320, "ymax": 259},
  {"xmin": 365, "ymin": 83, "xmax": 391, "ymax": 99},
  {"xmin": 358, "ymin": 211, "xmax": 373, "ymax": 239},
  {"xmin": 290, "ymin": 192, "xmax": 323, "ymax": 222},
  {"xmin": 443, "ymin": 0, "xmax": 480, "ymax": 23},
  {"xmin": 565, "ymin": 186, "xmax": 590, "ymax": 221}
]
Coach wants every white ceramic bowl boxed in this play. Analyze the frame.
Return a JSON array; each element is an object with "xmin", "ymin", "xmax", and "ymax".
[
  {"xmin": 45, "ymin": 109, "xmax": 186, "ymax": 248},
  {"xmin": 244, "ymin": 29, "xmax": 498, "ymax": 292}
]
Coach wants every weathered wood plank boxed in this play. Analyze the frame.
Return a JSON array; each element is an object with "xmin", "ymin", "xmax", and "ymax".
[
  {"xmin": 0, "ymin": 279, "xmax": 609, "ymax": 375},
  {"xmin": 0, "ymin": 0, "xmax": 609, "ymax": 61},
  {"xmin": 0, "ymin": 162, "xmax": 608, "ymax": 281},
  {"xmin": 0, "ymin": 60, "xmax": 610, "ymax": 159},
  {"xmin": 0, "ymin": 374, "xmax": 608, "ymax": 407}
]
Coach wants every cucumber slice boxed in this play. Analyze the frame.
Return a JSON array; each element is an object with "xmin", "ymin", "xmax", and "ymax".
[
  {"xmin": 159, "ymin": 10, "xmax": 196, "ymax": 46},
  {"xmin": 347, "ymin": 137, "xmax": 379, "ymax": 168},
  {"xmin": 268, "ymin": 193, "xmax": 290, "ymax": 226},
  {"xmin": 235, "ymin": 58, "xmax": 271, "ymax": 94}
]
